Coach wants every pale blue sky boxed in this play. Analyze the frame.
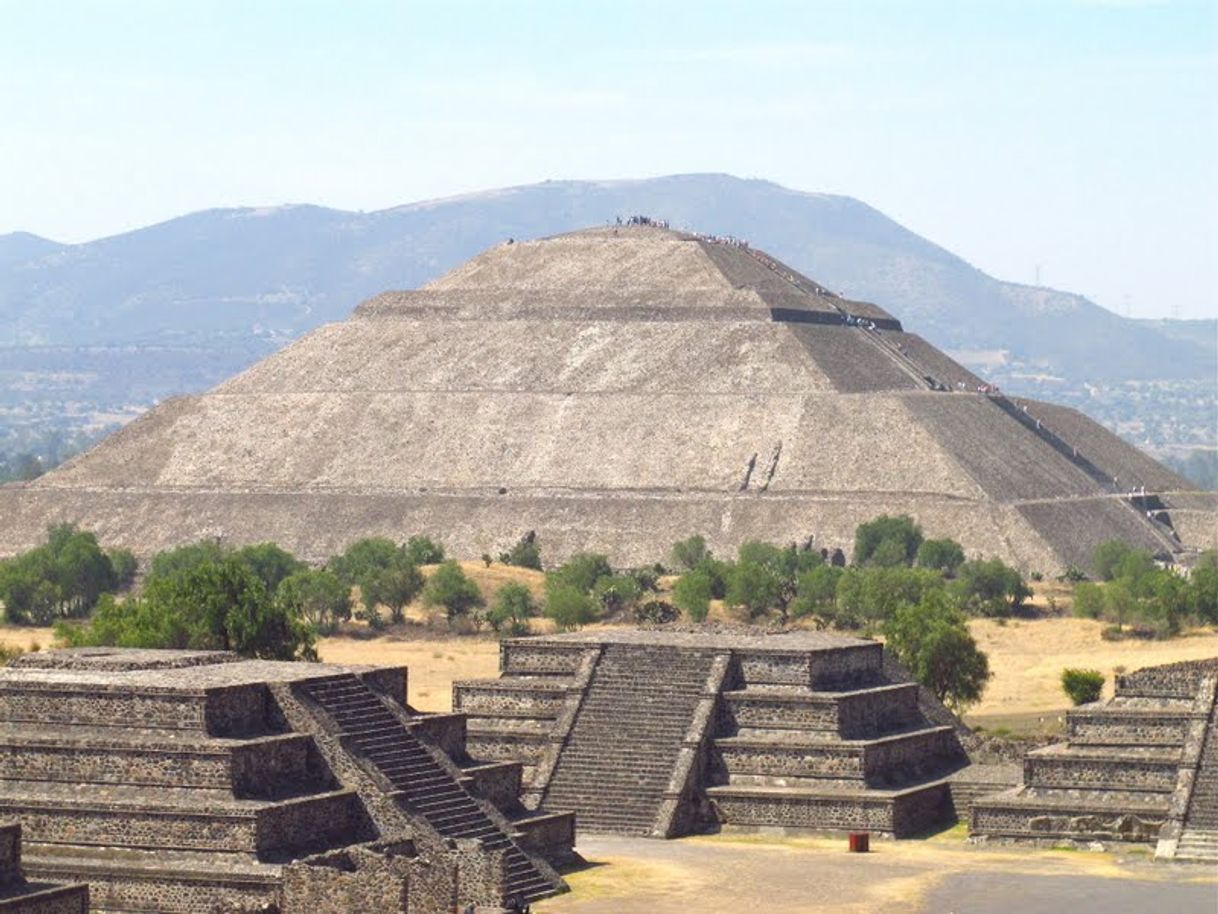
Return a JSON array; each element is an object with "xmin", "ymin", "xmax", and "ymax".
[{"xmin": 2, "ymin": 0, "xmax": 1215, "ymax": 318}]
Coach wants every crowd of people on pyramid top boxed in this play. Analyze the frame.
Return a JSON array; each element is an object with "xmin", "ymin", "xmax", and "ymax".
[{"xmin": 616, "ymin": 214, "xmax": 670, "ymax": 228}]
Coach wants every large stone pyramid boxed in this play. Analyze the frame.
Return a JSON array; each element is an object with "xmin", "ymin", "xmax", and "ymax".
[{"xmin": 0, "ymin": 225, "xmax": 1212, "ymax": 570}]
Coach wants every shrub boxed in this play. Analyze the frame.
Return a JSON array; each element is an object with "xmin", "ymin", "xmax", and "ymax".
[
  {"xmin": 884, "ymin": 591, "xmax": 991, "ymax": 711},
  {"xmin": 916, "ymin": 538, "xmax": 965, "ymax": 575},
  {"xmin": 544, "ymin": 585, "xmax": 598, "ymax": 631},
  {"xmin": 1061, "ymin": 668, "xmax": 1105, "ymax": 705},
  {"xmin": 1188, "ymin": 551, "xmax": 1218, "ymax": 625},
  {"xmin": 854, "ymin": 515, "xmax": 923, "ymax": 567},
  {"xmin": 634, "ymin": 600, "xmax": 679, "ymax": 624},
  {"xmin": 672, "ymin": 569, "xmax": 713, "ymax": 622},
  {"xmin": 0, "ymin": 644, "xmax": 23, "ymax": 665},
  {"xmin": 486, "ymin": 582, "xmax": 537, "ymax": 636},
  {"xmin": 670, "ymin": 534, "xmax": 711, "ymax": 571},
  {"xmin": 592, "ymin": 574, "xmax": 642, "ymax": 615},
  {"xmin": 1059, "ymin": 564, "xmax": 1087, "ymax": 583},
  {"xmin": 422, "ymin": 561, "xmax": 484, "ymax": 623},
  {"xmin": 499, "ymin": 533, "xmax": 542, "ymax": 571}
]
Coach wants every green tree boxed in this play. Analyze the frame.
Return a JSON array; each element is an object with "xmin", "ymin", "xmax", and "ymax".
[
  {"xmin": 1072, "ymin": 582, "xmax": 1106, "ymax": 619},
  {"xmin": 854, "ymin": 515, "xmax": 923, "ymax": 567},
  {"xmin": 884, "ymin": 591, "xmax": 991, "ymax": 710},
  {"xmin": 107, "ymin": 549, "xmax": 138, "ymax": 590},
  {"xmin": 670, "ymin": 534, "xmax": 711, "ymax": 571},
  {"xmin": 672, "ymin": 568, "xmax": 714, "ymax": 622},
  {"xmin": 328, "ymin": 538, "xmax": 400, "ymax": 586},
  {"xmin": 362, "ymin": 556, "xmax": 425, "ymax": 624},
  {"xmin": 1092, "ymin": 539, "xmax": 1135, "ymax": 582},
  {"xmin": 276, "ymin": 568, "xmax": 351, "ymax": 634},
  {"xmin": 546, "ymin": 553, "xmax": 613, "ymax": 596},
  {"xmin": 916, "ymin": 538, "xmax": 965, "ymax": 575},
  {"xmin": 951, "ymin": 557, "xmax": 1030, "ymax": 618},
  {"xmin": 0, "ymin": 524, "xmax": 118, "ymax": 624},
  {"xmin": 835, "ymin": 566, "xmax": 945, "ymax": 624},
  {"xmin": 486, "ymin": 582, "xmax": 537, "ymax": 636},
  {"xmin": 790, "ymin": 565, "xmax": 844, "ymax": 621},
  {"xmin": 423, "ymin": 561, "xmax": 484, "ymax": 622},
  {"xmin": 1061, "ymin": 668, "xmax": 1105, "ymax": 705},
  {"xmin": 404, "ymin": 535, "xmax": 446, "ymax": 566},
  {"xmin": 60, "ymin": 557, "xmax": 316, "ymax": 660},
  {"xmin": 1188, "ymin": 552, "xmax": 1218, "ymax": 625},
  {"xmin": 724, "ymin": 560, "xmax": 782, "ymax": 619},
  {"xmin": 232, "ymin": 542, "xmax": 305, "ymax": 594},
  {"xmin": 544, "ymin": 585, "xmax": 598, "ymax": 631},
  {"xmin": 146, "ymin": 540, "xmax": 227, "ymax": 586}
]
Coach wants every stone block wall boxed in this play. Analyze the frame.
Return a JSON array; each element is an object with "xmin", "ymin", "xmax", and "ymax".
[{"xmin": 0, "ymin": 822, "xmax": 18, "ymax": 885}]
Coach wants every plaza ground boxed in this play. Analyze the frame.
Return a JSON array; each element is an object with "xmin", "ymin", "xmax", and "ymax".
[{"xmin": 535, "ymin": 829, "xmax": 1217, "ymax": 914}]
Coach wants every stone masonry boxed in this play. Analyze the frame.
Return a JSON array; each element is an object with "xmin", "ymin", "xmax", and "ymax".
[
  {"xmin": 971, "ymin": 657, "xmax": 1218, "ymax": 862},
  {"xmin": 0, "ymin": 648, "xmax": 575, "ymax": 913},
  {"xmin": 455, "ymin": 631, "xmax": 969, "ymax": 838},
  {"xmin": 0, "ymin": 821, "xmax": 88, "ymax": 914}
]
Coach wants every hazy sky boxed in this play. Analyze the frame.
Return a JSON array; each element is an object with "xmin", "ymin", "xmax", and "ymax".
[{"xmin": 2, "ymin": 0, "xmax": 1216, "ymax": 319}]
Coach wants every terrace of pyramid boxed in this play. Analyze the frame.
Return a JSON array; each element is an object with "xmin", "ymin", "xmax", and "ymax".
[{"xmin": 0, "ymin": 224, "xmax": 1213, "ymax": 570}]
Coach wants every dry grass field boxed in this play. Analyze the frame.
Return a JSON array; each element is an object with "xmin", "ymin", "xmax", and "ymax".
[{"xmin": 3, "ymin": 573, "xmax": 1212, "ymax": 722}]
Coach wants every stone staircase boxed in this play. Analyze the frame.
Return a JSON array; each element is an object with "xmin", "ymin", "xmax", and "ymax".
[
  {"xmin": 300, "ymin": 675, "xmax": 558, "ymax": 904},
  {"xmin": 541, "ymin": 645, "xmax": 719, "ymax": 835},
  {"xmin": 1177, "ymin": 689, "xmax": 1218, "ymax": 863}
]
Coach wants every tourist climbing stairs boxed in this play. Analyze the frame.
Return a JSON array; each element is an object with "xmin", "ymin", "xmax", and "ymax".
[
  {"xmin": 541, "ymin": 645, "xmax": 718, "ymax": 835},
  {"xmin": 1178, "ymin": 692, "xmax": 1218, "ymax": 863},
  {"xmin": 301, "ymin": 675, "xmax": 558, "ymax": 903}
]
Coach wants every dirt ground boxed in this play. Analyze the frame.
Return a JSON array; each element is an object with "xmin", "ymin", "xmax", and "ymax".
[{"xmin": 536, "ymin": 831, "xmax": 1216, "ymax": 914}]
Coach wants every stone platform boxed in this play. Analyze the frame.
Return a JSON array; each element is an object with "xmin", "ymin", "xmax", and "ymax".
[
  {"xmin": 971, "ymin": 657, "xmax": 1218, "ymax": 861},
  {"xmin": 0, "ymin": 648, "xmax": 575, "ymax": 913},
  {"xmin": 455, "ymin": 630, "xmax": 969, "ymax": 838},
  {"xmin": 0, "ymin": 821, "xmax": 88, "ymax": 914}
]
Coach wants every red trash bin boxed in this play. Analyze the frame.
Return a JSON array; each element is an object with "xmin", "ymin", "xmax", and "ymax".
[{"xmin": 848, "ymin": 831, "xmax": 870, "ymax": 853}]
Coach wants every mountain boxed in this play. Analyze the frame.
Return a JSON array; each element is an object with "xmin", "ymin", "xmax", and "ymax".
[{"xmin": 0, "ymin": 175, "xmax": 1213, "ymax": 467}]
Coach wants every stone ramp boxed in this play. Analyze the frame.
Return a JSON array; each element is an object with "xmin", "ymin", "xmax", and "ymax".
[
  {"xmin": 541, "ymin": 644, "xmax": 720, "ymax": 836},
  {"xmin": 300, "ymin": 675, "xmax": 560, "ymax": 904}
]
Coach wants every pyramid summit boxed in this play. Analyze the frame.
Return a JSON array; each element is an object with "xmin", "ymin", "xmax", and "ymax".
[{"xmin": 0, "ymin": 224, "xmax": 1213, "ymax": 570}]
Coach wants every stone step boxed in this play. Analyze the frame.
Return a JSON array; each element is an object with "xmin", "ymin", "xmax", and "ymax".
[
  {"xmin": 970, "ymin": 786, "xmax": 1171, "ymax": 844},
  {"xmin": 23, "ymin": 845, "xmax": 281, "ymax": 914},
  {"xmin": 0, "ymin": 725, "xmax": 316, "ymax": 795},
  {"xmin": 1175, "ymin": 828, "xmax": 1218, "ymax": 863},
  {"xmin": 1023, "ymin": 745, "xmax": 1180, "ymax": 794},
  {"xmin": 706, "ymin": 780, "xmax": 951, "ymax": 838},
  {"xmin": 0, "ymin": 781, "xmax": 366, "ymax": 856}
]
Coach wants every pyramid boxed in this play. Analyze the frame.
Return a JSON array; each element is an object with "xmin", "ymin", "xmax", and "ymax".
[{"xmin": 0, "ymin": 225, "xmax": 1212, "ymax": 571}]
